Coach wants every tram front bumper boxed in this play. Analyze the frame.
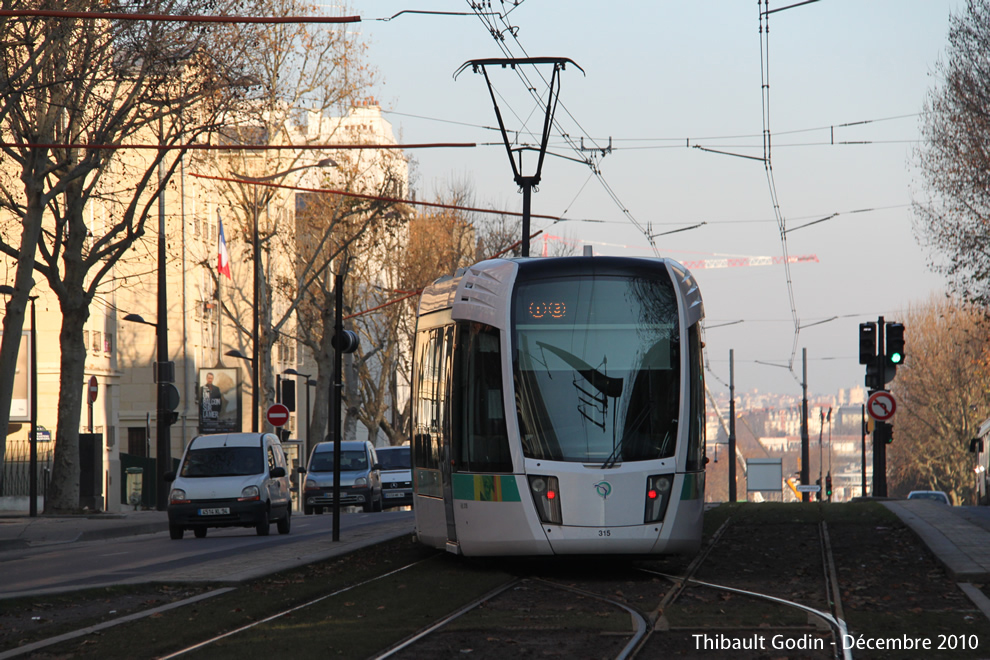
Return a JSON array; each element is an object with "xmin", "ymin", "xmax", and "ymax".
[{"xmin": 540, "ymin": 523, "xmax": 666, "ymax": 555}]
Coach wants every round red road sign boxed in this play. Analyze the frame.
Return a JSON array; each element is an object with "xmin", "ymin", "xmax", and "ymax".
[
  {"xmin": 88, "ymin": 376, "xmax": 98, "ymax": 404},
  {"xmin": 266, "ymin": 403, "xmax": 290, "ymax": 427},
  {"xmin": 867, "ymin": 390, "xmax": 896, "ymax": 422}
]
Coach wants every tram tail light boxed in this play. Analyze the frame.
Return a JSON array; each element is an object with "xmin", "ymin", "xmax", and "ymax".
[
  {"xmin": 528, "ymin": 475, "xmax": 562, "ymax": 525},
  {"xmin": 644, "ymin": 474, "xmax": 674, "ymax": 523}
]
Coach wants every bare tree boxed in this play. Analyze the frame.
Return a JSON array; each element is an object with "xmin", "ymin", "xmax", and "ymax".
[
  {"xmin": 209, "ymin": 0, "xmax": 379, "ymax": 433},
  {"xmin": 887, "ymin": 295, "xmax": 990, "ymax": 503},
  {"xmin": 913, "ymin": 0, "xmax": 990, "ymax": 307},
  {"xmin": 290, "ymin": 184, "xmax": 405, "ymax": 445},
  {"xmin": 0, "ymin": 1, "xmax": 247, "ymax": 511}
]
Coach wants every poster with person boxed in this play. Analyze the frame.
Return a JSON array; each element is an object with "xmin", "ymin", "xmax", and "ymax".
[{"xmin": 198, "ymin": 367, "xmax": 239, "ymax": 433}]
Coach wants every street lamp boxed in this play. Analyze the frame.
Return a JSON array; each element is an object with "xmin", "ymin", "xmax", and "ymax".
[
  {"xmin": 224, "ymin": 348, "xmax": 253, "ymax": 363},
  {"xmin": 224, "ymin": 349, "xmax": 254, "ymax": 431},
  {"xmin": 0, "ymin": 285, "xmax": 38, "ymax": 517},
  {"xmin": 230, "ymin": 157, "xmax": 337, "ymax": 437},
  {"xmin": 281, "ymin": 368, "xmax": 313, "ymax": 460},
  {"xmin": 123, "ymin": 312, "xmax": 173, "ymax": 511}
]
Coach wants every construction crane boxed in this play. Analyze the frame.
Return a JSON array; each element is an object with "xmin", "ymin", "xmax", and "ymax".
[{"xmin": 538, "ymin": 234, "xmax": 819, "ymax": 268}]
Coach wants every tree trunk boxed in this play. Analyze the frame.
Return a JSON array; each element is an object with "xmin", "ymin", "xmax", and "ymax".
[
  {"xmin": 308, "ymin": 309, "xmax": 335, "ymax": 445},
  {"xmin": 343, "ymin": 350, "xmax": 359, "ymax": 441},
  {"xmin": 0, "ymin": 177, "xmax": 45, "ymax": 476},
  {"xmin": 46, "ymin": 299, "xmax": 90, "ymax": 512}
]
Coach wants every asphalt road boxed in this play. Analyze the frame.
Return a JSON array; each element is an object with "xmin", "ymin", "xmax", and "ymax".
[{"xmin": 0, "ymin": 509, "xmax": 414, "ymax": 598}]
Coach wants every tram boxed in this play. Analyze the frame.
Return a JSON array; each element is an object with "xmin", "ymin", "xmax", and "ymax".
[{"xmin": 411, "ymin": 255, "xmax": 706, "ymax": 556}]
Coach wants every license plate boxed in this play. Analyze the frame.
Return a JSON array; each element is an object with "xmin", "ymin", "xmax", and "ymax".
[
  {"xmin": 199, "ymin": 507, "xmax": 230, "ymax": 516},
  {"xmin": 385, "ymin": 492, "xmax": 406, "ymax": 498}
]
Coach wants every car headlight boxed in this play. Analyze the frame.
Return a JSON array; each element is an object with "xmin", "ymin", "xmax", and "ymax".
[
  {"xmin": 169, "ymin": 488, "xmax": 189, "ymax": 504},
  {"xmin": 353, "ymin": 477, "xmax": 368, "ymax": 487},
  {"xmin": 239, "ymin": 485, "xmax": 260, "ymax": 501},
  {"xmin": 305, "ymin": 479, "xmax": 317, "ymax": 490}
]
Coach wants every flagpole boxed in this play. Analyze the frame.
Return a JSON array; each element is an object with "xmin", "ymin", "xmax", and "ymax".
[{"xmin": 216, "ymin": 211, "xmax": 224, "ymax": 368}]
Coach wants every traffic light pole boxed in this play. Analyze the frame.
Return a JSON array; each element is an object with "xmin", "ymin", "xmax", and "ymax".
[
  {"xmin": 728, "ymin": 349, "xmax": 736, "ymax": 502},
  {"xmin": 872, "ymin": 316, "xmax": 887, "ymax": 497}
]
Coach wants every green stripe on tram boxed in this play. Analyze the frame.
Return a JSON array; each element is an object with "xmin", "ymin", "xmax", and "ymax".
[
  {"xmin": 452, "ymin": 474, "xmax": 522, "ymax": 502},
  {"xmin": 680, "ymin": 472, "xmax": 704, "ymax": 500}
]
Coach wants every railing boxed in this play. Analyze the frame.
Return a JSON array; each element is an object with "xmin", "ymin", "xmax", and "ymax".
[{"xmin": 1, "ymin": 437, "xmax": 54, "ymax": 497}]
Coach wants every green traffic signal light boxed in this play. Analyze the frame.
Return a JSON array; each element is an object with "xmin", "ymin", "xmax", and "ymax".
[{"xmin": 886, "ymin": 322, "xmax": 905, "ymax": 367}]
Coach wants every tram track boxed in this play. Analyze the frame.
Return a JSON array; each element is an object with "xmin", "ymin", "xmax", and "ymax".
[
  {"xmin": 13, "ymin": 503, "xmax": 979, "ymax": 659},
  {"xmin": 150, "ymin": 510, "xmax": 848, "ymax": 660},
  {"xmin": 629, "ymin": 514, "xmax": 851, "ymax": 660}
]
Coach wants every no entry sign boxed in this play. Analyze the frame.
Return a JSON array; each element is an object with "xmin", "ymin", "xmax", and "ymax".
[
  {"xmin": 867, "ymin": 390, "xmax": 896, "ymax": 422},
  {"xmin": 266, "ymin": 403, "xmax": 290, "ymax": 427}
]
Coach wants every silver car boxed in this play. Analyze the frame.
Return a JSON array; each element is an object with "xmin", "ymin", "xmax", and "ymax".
[
  {"xmin": 303, "ymin": 440, "xmax": 383, "ymax": 513},
  {"xmin": 907, "ymin": 490, "xmax": 951, "ymax": 505}
]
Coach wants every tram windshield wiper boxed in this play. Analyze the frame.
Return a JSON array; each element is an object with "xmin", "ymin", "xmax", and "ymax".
[
  {"xmin": 601, "ymin": 408, "xmax": 654, "ymax": 469},
  {"xmin": 535, "ymin": 341, "xmax": 623, "ymax": 397}
]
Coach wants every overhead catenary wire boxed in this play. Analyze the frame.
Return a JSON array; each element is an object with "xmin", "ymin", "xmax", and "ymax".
[
  {"xmin": 759, "ymin": 0, "xmax": 802, "ymax": 382},
  {"xmin": 463, "ymin": 1, "xmax": 660, "ymax": 254}
]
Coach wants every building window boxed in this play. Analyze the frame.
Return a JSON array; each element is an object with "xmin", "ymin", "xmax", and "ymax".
[
  {"xmin": 127, "ymin": 427, "xmax": 147, "ymax": 457},
  {"xmin": 92, "ymin": 331, "xmax": 101, "ymax": 353}
]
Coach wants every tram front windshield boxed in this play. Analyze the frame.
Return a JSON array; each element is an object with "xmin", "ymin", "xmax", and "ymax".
[{"xmin": 513, "ymin": 273, "xmax": 680, "ymax": 464}]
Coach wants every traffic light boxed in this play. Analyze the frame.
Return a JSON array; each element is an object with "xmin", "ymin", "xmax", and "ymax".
[
  {"xmin": 876, "ymin": 421, "xmax": 893, "ymax": 445},
  {"xmin": 825, "ymin": 473, "xmax": 833, "ymax": 499},
  {"xmin": 815, "ymin": 478, "xmax": 822, "ymax": 501},
  {"xmin": 865, "ymin": 363, "xmax": 880, "ymax": 390},
  {"xmin": 332, "ymin": 329, "xmax": 360, "ymax": 353},
  {"xmin": 281, "ymin": 379, "xmax": 296, "ymax": 412},
  {"xmin": 859, "ymin": 322, "xmax": 877, "ymax": 364},
  {"xmin": 886, "ymin": 322, "xmax": 905, "ymax": 366}
]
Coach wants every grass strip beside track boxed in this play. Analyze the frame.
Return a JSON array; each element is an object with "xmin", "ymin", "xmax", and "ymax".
[{"xmin": 32, "ymin": 537, "xmax": 513, "ymax": 659}]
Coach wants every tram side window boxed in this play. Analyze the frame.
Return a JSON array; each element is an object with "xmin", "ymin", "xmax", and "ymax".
[
  {"xmin": 413, "ymin": 327, "xmax": 451, "ymax": 477},
  {"xmin": 452, "ymin": 322, "xmax": 512, "ymax": 473},
  {"xmin": 686, "ymin": 323, "xmax": 706, "ymax": 472}
]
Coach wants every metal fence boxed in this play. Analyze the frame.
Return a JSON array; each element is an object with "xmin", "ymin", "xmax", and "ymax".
[{"xmin": 1, "ymin": 437, "xmax": 54, "ymax": 497}]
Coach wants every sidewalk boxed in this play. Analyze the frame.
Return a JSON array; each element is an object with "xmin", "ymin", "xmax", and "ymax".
[
  {"xmin": 0, "ymin": 510, "xmax": 169, "ymax": 551},
  {"xmin": 882, "ymin": 499, "xmax": 990, "ymax": 582}
]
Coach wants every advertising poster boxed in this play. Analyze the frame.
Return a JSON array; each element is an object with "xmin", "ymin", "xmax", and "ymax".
[
  {"xmin": 198, "ymin": 367, "xmax": 239, "ymax": 433},
  {"xmin": 1, "ymin": 331, "xmax": 30, "ymax": 422}
]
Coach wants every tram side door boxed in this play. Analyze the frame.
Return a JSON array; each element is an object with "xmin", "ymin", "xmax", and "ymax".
[{"xmin": 440, "ymin": 326, "xmax": 458, "ymax": 545}]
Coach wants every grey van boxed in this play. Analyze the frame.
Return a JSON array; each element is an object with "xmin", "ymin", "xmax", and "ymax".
[
  {"xmin": 303, "ymin": 440, "xmax": 383, "ymax": 513},
  {"xmin": 165, "ymin": 432, "xmax": 292, "ymax": 539}
]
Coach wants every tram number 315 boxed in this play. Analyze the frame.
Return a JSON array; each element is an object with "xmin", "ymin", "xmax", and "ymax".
[{"xmin": 598, "ymin": 529, "xmax": 611, "ymax": 537}]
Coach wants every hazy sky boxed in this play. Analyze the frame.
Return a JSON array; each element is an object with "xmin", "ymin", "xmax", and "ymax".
[{"xmin": 356, "ymin": 1, "xmax": 962, "ymax": 397}]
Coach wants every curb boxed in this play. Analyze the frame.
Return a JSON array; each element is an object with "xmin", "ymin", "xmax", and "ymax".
[{"xmin": 77, "ymin": 522, "xmax": 170, "ymax": 543}]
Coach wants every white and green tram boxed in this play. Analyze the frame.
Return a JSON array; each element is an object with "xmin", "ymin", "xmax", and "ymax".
[{"xmin": 411, "ymin": 256, "xmax": 706, "ymax": 556}]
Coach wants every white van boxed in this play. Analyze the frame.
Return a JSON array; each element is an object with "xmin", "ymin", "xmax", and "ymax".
[{"xmin": 165, "ymin": 432, "xmax": 292, "ymax": 539}]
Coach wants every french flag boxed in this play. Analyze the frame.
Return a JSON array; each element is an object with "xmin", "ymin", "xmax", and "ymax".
[{"xmin": 217, "ymin": 218, "xmax": 232, "ymax": 279}]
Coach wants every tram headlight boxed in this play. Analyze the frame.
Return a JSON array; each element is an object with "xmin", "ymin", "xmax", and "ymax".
[
  {"xmin": 528, "ymin": 475, "xmax": 562, "ymax": 525},
  {"xmin": 644, "ymin": 474, "xmax": 674, "ymax": 523}
]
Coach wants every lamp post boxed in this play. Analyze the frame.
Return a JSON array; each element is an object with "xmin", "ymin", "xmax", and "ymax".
[
  {"xmin": 224, "ymin": 348, "xmax": 254, "ymax": 432},
  {"xmin": 0, "ymin": 285, "xmax": 38, "ymax": 516},
  {"xmin": 282, "ymin": 368, "xmax": 313, "ymax": 459},
  {"xmin": 123, "ymin": 312, "xmax": 173, "ymax": 510},
  {"xmin": 231, "ymin": 158, "xmax": 337, "ymax": 435}
]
